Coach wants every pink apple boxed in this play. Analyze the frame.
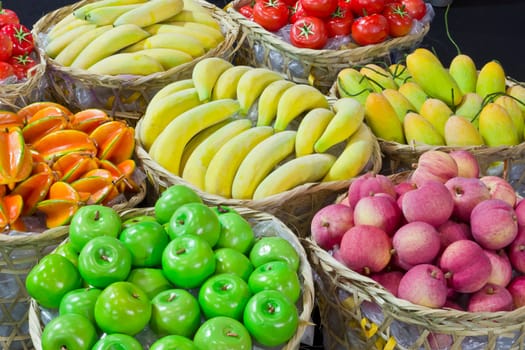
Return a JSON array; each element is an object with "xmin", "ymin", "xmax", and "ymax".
[
  {"xmin": 443, "ymin": 299, "xmax": 464, "ymax": 311},
  {"xmin": 449, "ymin": 150, "xmax": 480, "ymax": 178},
  {"xmin": 410, "ymin": 150, "xmax": 458, "ymax": 187},
  {"xmin": 347, "ymin": 173, "xmax": 396, "ymax": 208},
  {"xmin": 445, "ymin": 177, "xmax": 491, "ymax": 222},
  {"xmin": 484, "ymin": 249, "xmax": 513, "ymax": 287},
  {"xmin": 401, "ymin": 180, "xmax": 454, "ymax": 227},
  {"xmin": 507, "ymin": 275, "xmax": 525, "ymax": 308},
  {"xmin": 439, "ymin": 240, "xmax": 492, "ymax": 293},
  {"xmin": 507, "ymin": 226, "xmax": 525, "ymax": 273},
  {"xmin": 370, "ymin": 270, "xmax": 404, "ymax": 297},
  {"xmin": 311, "ymin": 203, "xmax": 354, "ymax": 250},
  {"xmin": 480, "ymin": 175, "xmax": 517, "ymax": 207},
  {"xmin": 437, "ymin": 220, "xmax": 471, "ymax": 252},
  {"xmin": 397, "ymin": 264, "xmax": 447, "ymax": 308},
  {"xmin": 390, "ymin": 253, "xmax": 414, "ymax": 272},
  {"xmin": 338, "ymin": 225, "xmax": 392, "ymax": 275},
  {"xmin": 353, "ymin": 193, "xmax": 403, "ymax": 236},
  {"xmin": 470, "ymin": 199, "xmax": 518, "ymax": 250},
  {"xmin": 467, "ymin": 283, "xmax": 513, "ymax": 312},
  {"xmin": 394, "ymin": 181, "xmax": 417, "ymax": 197},
  {"xmin": 514, "ymin": 199, "xmax": 525, "ymax": 227},
  {"xmin": 392, "ymin": 221, "xmax": 441, "ymax": 265}
]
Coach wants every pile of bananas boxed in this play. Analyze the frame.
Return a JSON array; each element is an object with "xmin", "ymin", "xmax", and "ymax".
[
  {"xmin": 43, "ymin": 0, "xmax": 224, "ymax": 75},
  {"xmin": 138, "ymin": 58, "xmax": 379, "ymax": 200}
]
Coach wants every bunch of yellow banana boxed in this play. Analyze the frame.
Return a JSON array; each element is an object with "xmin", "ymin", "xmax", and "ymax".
[
  {"xmin": 43, "ymin": 0, "xmax": 224, "ymax": 75},
  {"xmin": 335, "ymin": 49, "xmax": 525, "ymax": 148},
  {"xmin": 140, "ymin": 57, "xmax": 378, "ymax": 200}
]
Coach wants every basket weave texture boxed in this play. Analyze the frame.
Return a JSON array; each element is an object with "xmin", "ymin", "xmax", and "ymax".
[
  {"xmin": 31, "ymin": 0, "xmax": 240, "ymax": 124},
  {"xmin": 28, "ymin": 206, "xmax": 315, "ymax": 350},
  {"xmin": 226, "ymin": 0, "xmax": 430, "ymax": 93}
]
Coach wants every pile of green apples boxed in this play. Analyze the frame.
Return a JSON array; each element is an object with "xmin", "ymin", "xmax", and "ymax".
[{"xmin": 26, "ymin": 185, "xmax": 303, "ymax": 350}]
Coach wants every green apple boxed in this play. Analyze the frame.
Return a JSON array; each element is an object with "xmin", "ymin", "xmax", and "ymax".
[
  {"xmin": 249, "ymin": 236, "xmax": 300, "ymax": 271},
  {"xmin": 78, "ymin": 235, "xmax": 132, "ymax": 288},
  {"xmin": 54, "ymin": 241, "xmax": 79, "ymax": 267},
  {"xmin": 41, "ymin": 313, "xmax": 98, "ymax": 350},
  {"xmin": 214, "ymin": 247, "xmax": 254, "ymax": 281},
  {"xmin": 119, "ymin": 220, "xmax": 169, "ymax": 267},
  {"xmin": 198, "ymin": 273, "xmax": 252, "ymax": 320},
  {"xmin": 127, "ymin": 267, "xmax": 172, "ymax": 300},
  {"xmin": 121, "ymin": 215, "xmax": 158, "ymax": 229},
  {"xmin": 150, "ymin": 289, "xmax": 201, "ymax": 338},
  {"xmin": 213, "ymin": 206, "xmax": 255, "ymax": 254},
  {"xmin": 59, "ymin": 287, "xmax": 102, "ymax": 323},
  {"xmin": 193, "ymin": 316, "xmax": 252, "ymax": 350},
  {"xmin": 94, "ymin": 281, "xmax": 152, "ymax": 335},
  {"xmin": 69, "ymin": 205, "xmax": 122, "ymax": 252},
  {"xmin": 243, "ymin": 290, "xmax": 299, "ymax": 347},
  {"xmin": 167, "ymin": 202, "xmax": 221, "ymax": 247},
  {"xmin": 162, "ymin": 235, "xmax": 215, "ymax": 289},
  {"xmin": 155, "ymin": 185, "xmax": 202, "ymax": 225},
  {"xmin": 248, "ymin": 260, "xmax": 301, "ymax": 303},
  {"xmin": 92, "ymin": 333, "xmax": 143, "ymax": 350},
  {"xmin": 26, "ymin": 253, "xmax": 82, "ymax": 309},
  {"xmin": 150, "ymin": 335, "xmax": 199, "ymax": 350}
]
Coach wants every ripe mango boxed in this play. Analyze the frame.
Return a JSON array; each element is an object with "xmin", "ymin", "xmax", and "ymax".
[
  {"xmin": 398, "ymin": 81, "xmax": 428, "ymax": 112},
  {"xmin": 403, "ymin": 112, "xmax": 445, "ymax": 146},
  {"xmin": 494, "ymin": 95, "xmax": 524, "ymax": 143},
  {"xmin": 364, "ymin": 92, "xmax": 405, "ymax": 143},
  {"xmin": 476, "ymin": 61, "xmax": 506, "ymax": 100},
  {"xmin": 406, "ymin": 48, "xmax": 463, "ymax": 108},
  {"xmin": 336, "ymin": 68, "xmax": 373, "ymax": 105},
  {"xmin": 449, "ymin": 54, "xmax": 477, "ymax": 94},
  {"xmin": 444, "ymin": 115, "xmax": 484, "ymax": 146},
  {"xmin": 382, "ymin": 88, "xmax": 416, "ymax": 123},
  {"xmin": 506, "ymin": 84, "xmax": 525, "ymax": 113},
  {"xmin": 419, "ymin": 98, "xmax": 453, "ymax": 138},
  {"xmin": 360, "ymin": 63, "xmax": 398, "ymax": 92},
  {"xmin": 454, "ymin": 92, "xmax": 483, "ymax": 128},
  {"xmin": 389, "ymin": 63, "xmax": 412, "ymax": 86},
  {"xmin": 478, "ymin": 103, "xmax": 519, "ymax": 146}
]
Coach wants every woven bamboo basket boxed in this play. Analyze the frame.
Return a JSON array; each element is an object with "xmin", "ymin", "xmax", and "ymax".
[
  {"xmin": 31, "ymin": 0, "xmax": 240, "ymax": 124},
  {"xmin": 134, "ymin": 115, "xmax": 382, "ymax": 237},
  {"xmin": 28, "ymin": 206, "xmax": 315, "ymax": 350},
  {"xmin": 225, "ymin": 0, "xmax": 431, "ymax": 94}
]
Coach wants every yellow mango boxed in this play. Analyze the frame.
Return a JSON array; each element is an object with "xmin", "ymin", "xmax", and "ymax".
[
  {"xmin": 389, "ymin": 63, "xmax": 412, "ymax": 86},
  {"xmin": 360, "ymin": 63, "xmax": 398, "ymax": 92},
  {"xmin": 444, "ymin": 115, "xmax": 484, "ymax": 146},
  {"xmin": 336, "ymin": 68, "xmax": 373, "ymax": 105},
  {"xmin": 382, "ymin": 88, "xmax": 416, "ymax": 123},
  {"xmin": 449, "ymin": 54, "xmax": 477, "ymax": 94},
  {"xmin": 493, "ymin": 95, "xmax": 523, "ymax": 143},
  {"xmin": 419, "ymin": 98, "xmax": 453, "ymax": 138},
  {"xmin": 478, "ymin": 103, "xmax": 519, "ymax": 146},
  {"xmin": 403, "ymin": 112, "xmax": 445, "ymax": 146},
  {"xmin": 506, "ymin": 84, "xmax": 525, "ymax": 113},
  {"xmin": 476, "ymin": 61, "xmax": 506, "ymax": 100},
  {"xmin": 364, "ymin": 92, "xmax": 405, "ymax": 143},
  {"xmin": 398, "ymin": 81, "xmax": 428, "ymax": 112}
]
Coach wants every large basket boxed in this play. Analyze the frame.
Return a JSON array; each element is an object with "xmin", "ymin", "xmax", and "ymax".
[
  {"xmin": 226, "ymin": 0, "xmax": 431, "ymax": 94},
  {"xmin": 135, "ymin": 117, "xmax": 382, "ymax": 237},
  {"xmin": 28, "ymin": 206, "xmax": 315, "ymax": 350},
  {"xmin": 32, "ymin": 0, "xmax": 241, "ymax": 124}
]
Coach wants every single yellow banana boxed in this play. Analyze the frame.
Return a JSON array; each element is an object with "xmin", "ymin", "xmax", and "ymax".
[
  {"xmin": 211, "ymin": 65, "xmax": 252, "ymax": 100},
  {"xmin": 204, "ymin": 126, "xmax": 274, "ymax": 198},
  {"xmin": 256, "ymin": 80, "xmax": 296, "ymax": 126},
  {"xmin": 149, "ymin": 99, "xmax": 241, "ymax": 176},
  {"xmin": 314, "ymin": 97, "xmax": 365, "ymax": 153},
  {"xmin": 192, "ymin": 57, "xmax": 234, "ymax": 101},
  {"xmin": 273, "ymin": 84, "xmax": 329, "ymax": 131},
  {"xmin": 231, "ymin": 130, "xmax": 297, "ymax": 200},
  {"xmin": 145, "ymin": 23, "xmax": 220, "ymax": 50},
  {"xmin": 139, "ymin": 87, "xmax": 202, "ymax": 150},
  {"xmin": 253, "ymin": 154, "xmax": 336, "ymax": 200},
  {"xmin": 163, "ymin": 9, "xmax": 220, "ymax": 30},
  {"xmin": 148, "ymin": 79, "xmax": 194, "ymax": 106},
  {"xmin": 182, "ymin": 0, "xmax": 209, "ymax": 12},
  {"xmin": 182, "ymin": 119, "xmax": 253, "ymax": 189},
  {"xmin": 114, "ymin": 0, "xmax": 184, "ymax": 27},
  {"xmin": 84, "ymin": 4, "xmax": 143, "ymax": 25},
  {"xmin": 47, "ymin": 16, "xmax": 91, "ymax": 42},
  {"xmin": 54, "ymin": 25, "xmax": 112, "ymax": 66},
  {"xmin": 71, "ymin": 24, "xmax": 151, "ymax": 69},
  {"xmin": 73, "ymin": 0, "xmax": 148, "ymax": 19},
  {"xmin": 160, "ymin": 22, "xmax": 224, "ymax": 43},
  {"xmin": 236, "ymin": 68, "xmax": 284, "ymax": 115},
  {"xmin": 45, "ymin": 24, "xmax": 97, "ymax": 58},
  {"xmin": 122, "ymin": 32, "xmax": 206, "ymax": 58},
  {"xmin": 132, "ymin": 48, "xmax": 193, "ymax": 70},
  {"xmin": 295, "ymin": 108, "xmax": 335, "ymax": 157},
  {"xmin": 323, "ymin": 124, "xmax": 376, "ymax": 182},
  {"xmin": 86, "ymin": 52, "xmax": 165, "ymax": 75}
]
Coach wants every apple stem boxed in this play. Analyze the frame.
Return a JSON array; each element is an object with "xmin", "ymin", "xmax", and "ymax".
[
  {"xmin": 430, "ymin": 270, "xmax": 439, "ymax": 278},
  {"xmin": 444, "ymin": 271, "xmax": 452, "ymax": 279},
  {"xmin": 487, "ymin": 287, "xmax": 495, "ymax": 295},
  {"xmin": 177, "ymin": 219, "xmax": 185, "ymax": 225},
  {"xmin": 226, "ymin": 331, "xmax": 239, "ymax": 337},
  {"xmin": 267, "ymin": 304, "xmax": 276, "ymax": 314},
  {"xmin": 168, "ymin": 293, "xmax": 177, "ymax": 302},
  {"xmin": 176, "ymin": 248, "xmax": 186, "ymax": 255},
  {"xmin": 363, "ymin": 266, "xmax": 371, "ymax": 275},
  {"xmin": 519, "ymin": 245, "xmax": 525, "ymax": 252},
  {"xmin": 61, "ymin": 346, "xmax": 67, "ymax": 350},
  {"xmin": 94, "ymin": 210, "xmax": 100, "ymax": 221},
  {"xmin": 217, "ymin": 205, "xmax": 229, "ymax": 214},
  {"xmin": 101, "ymin": 255, "xmax": 110, "ymax": 262}
]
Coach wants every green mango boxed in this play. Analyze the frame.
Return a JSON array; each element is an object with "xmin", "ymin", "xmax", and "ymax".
[
  {"xmin": 403, "ymin": 112, "xmax": 445, "ymax": 146},
  {"xmin": 454, "ymin": 92, "xmax": 483, "ymax": 128},
  {"xmin": 398, "ymin": 81, "xmax": 428, "ymax": 112},
  {"xmin": 476, "ymin": 60, "xmax": 506, "ymax": 101},
  {"xmin": 336, "ymin": 68, "xmax": 373, "ymax": 105},
  {"xmin": 444, "ymin": 115, "xmax": 484, "ymax": 146},
  {"xmin": 389, "ymin": 63, "xmax": 413, "ymax": 86},
  {"xmin": 507, "ymin": 84, "xmax": 525, "ymax": 113},
  {"xmin": 382, "ymin": 88, "xmax": 416, "ymax": 123},
  {"xmin": 360, "ymin": 63, "xmax": 398, "ymax": 92},
  {"xmin": 449, "ymin": 54, "xmax": 478, "ymax": 94},
  {"xmin": 419, "ymin": 98, "xmax": 454, "ymax": 138}
]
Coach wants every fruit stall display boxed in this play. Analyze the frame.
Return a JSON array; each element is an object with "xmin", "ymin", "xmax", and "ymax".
[
  {"xmin": 304, "ymin": 149, "xmax": 525, "ymax": 349},
  {"xmin": 26, "ymin": 186, "xmax": 314, "ymax": 350},
  {"xmin": 30, "ymin": 0, "xmax": 239, "ymax": 121},
  {"xmin": 226, "ymin": 0, "xmax": 432, "ymax": 93}
]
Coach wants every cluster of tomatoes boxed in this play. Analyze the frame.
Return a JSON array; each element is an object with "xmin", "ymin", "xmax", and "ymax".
[
  {"xmin": 238, "ymin": 0, "xmax": 427, "ymax": 49},
  {"xmin": 0, "ymin": 5, "xmax": 37, "ymax": 82}
]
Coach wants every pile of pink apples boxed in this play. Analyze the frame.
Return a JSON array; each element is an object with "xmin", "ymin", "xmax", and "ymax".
[{"xmin": 311, "ymin": 149, "xmax": 525, "ymax": 312}]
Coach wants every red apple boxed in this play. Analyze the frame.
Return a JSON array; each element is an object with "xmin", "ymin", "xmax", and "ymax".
[
  {"xmin": 347, "ymin": 173, "xmax": 397, "ymax": 208},
  {"xmin": 437, "ymin": 220, "xmax": 471, "ymax": 252},
  {"xmin": 467, "ymin": 283, "xmax": 513, "ymax": 312},
  {"xmin": 397, "ymin": 264, "xmax": 448, "ymax": 308},
  {"xmin": 507, "ymin": 226, "xmax": 525, "ymax": 273},
  {"xmin": 444, "ymin": 177, "xmax": 491, "ymax": 222},
  {"xmin": 449, "ymin": 150, "xmax": 480, "ymax": 178},
  {"xmin": 370, "ymin": 270, "xmax": 404, "ymax": 297},
  {"xmin": 410, "ymin": 150, "xmax": 458, "ymax": 187},
  {"xmin": 485, "ymin": 249, "xmax": 513, "ymax": 287},
  {"xmin": 507, "ymin": 275, "xmax": 525, "ymax": 308},
  {"xmin": 311, "ymin": 203, "xmax": 354, "ymax": 250},
  {"xmin": 353, "ymin": 193, "xmax": 402, "ymax": 236},
  {"xmin": 401, "ymin": 180, "xmax": 454, "ymax": 227},
  {"xmin": 479, "ymin": 175, "xmax": 517, "ymax": 207},
  {"xmin": 392, "ymin": 221, "xmax": 441, "ymax": 265},
  {"xmin": 470, "ymin": 199, "xmax": 518, "ymax": 250},
  {"xmin": 514, "ymin": 199, "xmax": 525, "ymax": 227}
]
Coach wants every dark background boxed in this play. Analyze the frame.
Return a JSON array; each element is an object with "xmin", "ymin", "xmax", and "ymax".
[{"xmin": 6, "ymin": 0, "xmax": 525, "ymax": 82}]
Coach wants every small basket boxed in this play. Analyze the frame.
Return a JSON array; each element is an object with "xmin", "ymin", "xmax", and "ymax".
[
  {"xmin": 32, "ymin": 0, "xmax": 241, "ymax": 124},
  {"xmin": 226, "ymin": 0, "xmax": 431, "ymax": 94},
  {"xmin": 28, "ymin": 206, "xmax": 315, "ymax": 350}
]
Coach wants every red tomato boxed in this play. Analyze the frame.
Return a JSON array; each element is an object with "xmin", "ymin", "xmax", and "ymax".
[
  {"xmin": 325, "ymin": 6, "xmax": 354, "ymax": 37},
  {"xmin": 253, "ymin": 0, "xmax": 290, "ymax": 32},
  {"xmin": 383, "ymin": 3, "xmax": 413, "ymax": 37},
  {"xmin": 0, "ymin": 7, "xmax": 20, "ymax": 27},
  {"xmin": 400, "ymin": 0, "xmax": 426, "ymax": 20},
  {"xmin": 8, "ymin": 54, "xmax": 36, "ymax": 80},
  {"xmin": 290, "ymin": 16, "xmax": 328, "ymax": 49},
  {"xmin": 0, "ymin": 61, "xmax": 14, "ymax": 80},
  {"xmin": 300, "ymin": 0, "xmax": 339, "ymax": 19},
  {"xmin": 238, "ymin": 4, "xmax": 254, "ymax": 19},
  {"xmin": 289, "ymin": 1, "xmax": 307, "ymax": 23},
  {"xmin": 338, "ymin": 0, "xmax": 353, "ymax": 12},
  {"xmin": 0, "ymin": 24, "xmax": 34, "ymax": 56},
  {"xmin": 351, "ymin": 13, "xmax": 389, "ymax": 45},
  {"xmin": 0, "ymin": 32, "xmax": 12, "ymax": 61},
  {"xmin": 281, "ymin": 0, "xmax": 299, "ymax": 7},
  {"xmin": 350, "ymin": 0, "xmax": 385, "ymax": 16}
]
